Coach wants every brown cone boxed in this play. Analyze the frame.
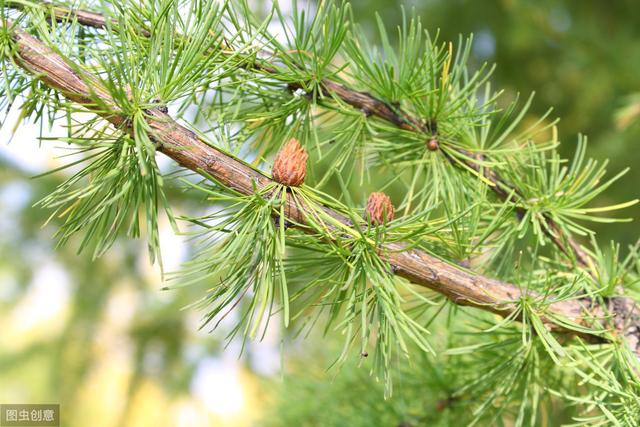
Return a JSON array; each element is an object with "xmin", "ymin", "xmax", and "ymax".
[
  {"xmin": 272, "ymin": 138, "xmax": 308, "ymax": 187},
  {"xmin": 366, "ymin": 192, "xmax": 395, "ymax": 225},
  {"xmin": 426, "ymin": 138, "xmax": 439, "ymax": 151}
]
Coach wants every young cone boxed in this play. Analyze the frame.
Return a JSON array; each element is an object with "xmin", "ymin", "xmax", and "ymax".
[
  {"xmin": 272, "ymin": 138, "xmax": 308, "ymax": 187},
  {"xmin": 366, "ymin": 192, "xmax": 395, "ymax": 225}
]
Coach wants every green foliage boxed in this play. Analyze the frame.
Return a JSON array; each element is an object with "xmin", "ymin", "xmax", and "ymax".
[
  {"xmin": 2, "ymin": 0, "xmax": 640, "ymax": 425},
  {"xmin": 271, "ymin": 0, "xmax": 350, "ymax": 86},
  {"xmin": 500, "ymin": 136, "xmax": 637, "ymax": 245},
  {"xmin": 175, "ymin": 182, "xmax": 290, "ymax": 340},
  {"xmin": 288, "ymin": 227, "xmax": 435, "ymax": 397},
  {"xmin": 94, "ymin": 0, "xmax": 239, "ymax": 112},
  {"xmin": 36, "ymin": 130, "xmax": 171, "ymax": 262}
]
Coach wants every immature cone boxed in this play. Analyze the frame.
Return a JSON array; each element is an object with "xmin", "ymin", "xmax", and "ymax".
[
  {"xmin": 426, "ymin": 138, "xmax": 439, "ymax": 151},
  {"xmin": 272, "ymin": 138, "xmax": 308, "ymax": 187},
  {"xmin": 366, "ymin": 192, "xmax": 395, "ymax": 225}
]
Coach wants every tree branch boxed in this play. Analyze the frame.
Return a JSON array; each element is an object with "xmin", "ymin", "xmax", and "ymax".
[
  {"xmin": 3, "ymin": 19, "xmax": 639, "ymax": 356},
  {"xmin": 9, "ymin": 0, "xmax": 593, "ymax": 268}
]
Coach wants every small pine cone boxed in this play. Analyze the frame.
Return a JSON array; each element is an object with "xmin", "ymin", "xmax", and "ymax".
[
  {"xmin": 426, "ymin": 138, "xmax": 439, "ymax": 151},
  {"xmin": 366, "ymin": 192, "xmax": 395, "ymax": 225},
  {"xmin": 272, "ymin": 138, "xmax": 308, "ymax": 187}
]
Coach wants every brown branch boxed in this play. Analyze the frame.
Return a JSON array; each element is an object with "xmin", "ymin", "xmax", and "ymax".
[
  {"xmin": 47, "ymin": 3, "xmax": 108, "ymax": 30},
  {"xmin": 4, "ymin": 20, "xmax": 639, "ymax": 357},
  {"xmin": 9, "ymin": 1, "xmax": 593, "ymax": 269}
]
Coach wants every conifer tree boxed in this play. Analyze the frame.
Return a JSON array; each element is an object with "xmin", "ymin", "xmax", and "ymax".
[{"xmin": 1, "ymin": 1, "xmax": 639, "ymax": 425}]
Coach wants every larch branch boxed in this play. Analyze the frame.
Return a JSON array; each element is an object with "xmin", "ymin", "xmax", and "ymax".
[{"xmin": 2, "ymin": 18, "xmax": 638, "ymax": 356}]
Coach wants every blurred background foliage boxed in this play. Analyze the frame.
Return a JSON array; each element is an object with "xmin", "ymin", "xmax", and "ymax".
[{"xmin": 1, "ymin": 1, "xmax": 639, "ymax": 426}]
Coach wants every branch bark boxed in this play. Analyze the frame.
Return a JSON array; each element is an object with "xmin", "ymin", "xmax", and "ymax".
[{"xmin": 3, "ymin": 19, "xmax": 639, "ymax": 356}]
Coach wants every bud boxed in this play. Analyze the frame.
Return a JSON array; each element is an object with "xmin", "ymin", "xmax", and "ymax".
[
  {"xmin": 365, "ymin": 192, "xmax": 395, "ymax": 225},
  {"xmin": 426, "ymin": 138, "xmax": 439, "ymax": 151},
  {"xmin": 272, "ymin": 138, "xmax": 308, "ymax": 187}
]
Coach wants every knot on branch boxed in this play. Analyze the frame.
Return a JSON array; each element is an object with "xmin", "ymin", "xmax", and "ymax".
[
  {"xmin": 608, "ymin": 296, "xmax": 640, "ymax": 356},
  {"xmin": 152, "ymin": 98, "xmax": 169, "ymax": 114}
]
